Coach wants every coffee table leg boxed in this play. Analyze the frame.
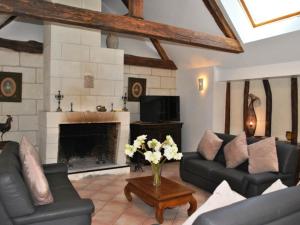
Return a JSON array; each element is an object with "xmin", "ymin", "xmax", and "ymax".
[
  {"xmin": 124, "ymin": 184, "xmax": 132, "ymax": 201},
  {"xmin": 188, "ymin": 196, "xmax": 197, "ymax": 216},
  {"xmin": 155, "ymin": 204, "xmax": 164, "ymax": 224}
]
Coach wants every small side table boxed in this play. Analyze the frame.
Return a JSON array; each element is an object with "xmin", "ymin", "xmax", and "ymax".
[{"xmin": 124, "ymin": 176, "xmax": 197, "ymax": 224}]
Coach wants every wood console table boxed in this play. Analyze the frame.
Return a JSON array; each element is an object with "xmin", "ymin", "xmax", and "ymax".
[{"xmin": 124, "ymin": 176, "xmax": 197, "ymax": 224}]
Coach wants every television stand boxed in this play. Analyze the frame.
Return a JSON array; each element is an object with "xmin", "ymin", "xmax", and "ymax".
[{"xmin": 130, "ymin": 121, "xmax": 183, "ymax": 169}]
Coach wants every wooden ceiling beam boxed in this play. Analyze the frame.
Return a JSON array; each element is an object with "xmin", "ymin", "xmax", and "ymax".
[
  {"xmin": 150, "ymin": 38, "xmax": 170, "ymax": 61},
  {"xmin": 0, "ymin": 38, "xmax": 43, "ymax": 54},
  {"xmin": 0, "ymin": 16, "xmax": 16, "ymax": 29},
  {"xmin": 128, "ymin": 0, "xmax": 144, "ymax": 19},
  {"xmin": 202, "ymin": 0, "xmax": 239, "ymax": 40},
  {"xmin": 0, "ymin": 0, "xmax": 243, "ymax": 53},
  {"xmin": 125, "ymin": 54, "xmax": 177, "ymax": 70}
]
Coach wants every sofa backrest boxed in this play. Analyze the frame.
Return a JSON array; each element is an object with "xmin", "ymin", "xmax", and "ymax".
[
  {"xmin": 214, "ymin": 133, "xmax": 298, "ymax": 174},
  {"xmin": 193, "ymin": 186, "xmax": 300, "ymax": 225},
  {"xmin": 0, "ymin": 142, "xmax": 35, "ymax": 218}
]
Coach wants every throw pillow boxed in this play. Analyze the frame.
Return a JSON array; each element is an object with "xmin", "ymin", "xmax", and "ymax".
[
  {"xmin": 224, "ymin": 132, "xmax": 248, "ymax": 168},
  {"xmin": 262, "ymin": 179, "xmax": 287, "ymax": 194},
  {"xmin": 19, "ymin": 136, "xmax": 54, "ymax": 205},
  {"xmin": 197, "ymin": 130, "xmax": 223, "ymax": 160},
  {"xmin": 182, "ymin": 181, "xmax": 245, "ymax": 225},
  {"xmin": 248, "ymin": 137, "xmax": 279, "ymax": 174}
]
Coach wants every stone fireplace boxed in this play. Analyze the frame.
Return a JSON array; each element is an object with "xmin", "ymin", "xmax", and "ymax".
[
  {"xmin": 38, "ymin": 0, "xmax": 129, "ymax": 174},
  {"xmin": 39, "ymin": 112, "xmax": 129, "ymax": 170}
]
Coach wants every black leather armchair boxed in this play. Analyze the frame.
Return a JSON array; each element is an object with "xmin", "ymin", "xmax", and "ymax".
[
  {"xmin": 0, "ymin": 142, "xmax": 94, "ymax": 225},
  {"xmin": 193, "ymin": 186, "xmax": 300, "ymax": 225},
  {"xmin": 180, "ymin": 133, "xmax": 299, "ymax": 197}
]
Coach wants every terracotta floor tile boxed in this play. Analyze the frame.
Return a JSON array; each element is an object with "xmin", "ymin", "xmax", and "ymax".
[
  {"xmin": 70, "ymin": 162, "xmax": 209, "ymax": 225},
  {"xmin": 93, "ymin": 210, "xmax": 123, "ymax": 225},
  {"xmin": 101, "ymin": 201, "xmax": 129, "ymax": 214},
  {"xmin": 93, "ymin": 200, "xmax": 107, "ymax": 212},
  {"xmin": 92, "ymin": 192, "xmax": 116, "ymax": 201},
  {"xmin": 114, "ymin": 213, "xmax": 147, "ymax": 225}
]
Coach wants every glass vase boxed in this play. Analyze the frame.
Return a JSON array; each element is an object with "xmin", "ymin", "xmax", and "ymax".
[{"xmin": 151, "ymin": 163, "xmax": 162, "ymax": 187}]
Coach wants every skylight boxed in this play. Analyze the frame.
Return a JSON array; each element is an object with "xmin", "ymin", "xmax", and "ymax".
[
  {"xmin": 220, "ymin": 0, "xmax": 300, "ymax": 43},
  {"xmin": 240, "ymin": 0, "xmax": 300, "ymax": 27}
]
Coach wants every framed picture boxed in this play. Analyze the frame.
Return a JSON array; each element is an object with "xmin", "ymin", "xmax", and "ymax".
[
  {"xmin": 0, "ymin": 72, "xmax": 22, "ymax": 102},
  {"xmin": 128, "ymin": 77, "xmax": 146, "ymax": 102}
]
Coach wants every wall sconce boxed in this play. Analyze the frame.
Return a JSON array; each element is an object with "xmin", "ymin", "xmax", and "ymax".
[
  {"xmin": 84, "ymin": 73, "xmax": 94, "ymax": 88},
  {"xmin": 198, "ymin": 78, "xmax": 204, "ymax": 91}
]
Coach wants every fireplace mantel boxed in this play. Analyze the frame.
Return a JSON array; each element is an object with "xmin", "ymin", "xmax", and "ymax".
[{"xmin": 39, "ymin": 112, "xmax": 130, "ymax": 165}]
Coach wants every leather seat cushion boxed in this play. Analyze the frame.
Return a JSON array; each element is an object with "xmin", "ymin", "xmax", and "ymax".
[
  {"xmin": 46, "ymin": 173, "xmax": 80, "ymax": 202},
  {"xmin": 210, "ymin": 168, "xmax": 247, "ymax": 194},
  {"xmin": 185, "ymin": 159, "xmax": 225, "ymax": 180}
]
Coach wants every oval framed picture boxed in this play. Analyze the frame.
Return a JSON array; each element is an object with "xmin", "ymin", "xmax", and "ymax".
[
  {"xmin": 128, "ymin": 78, "xmax": 146, "ymax": 102},
  {"xmin": 0, "ymin": 72, "xmax": 22, "ymax": 102}
]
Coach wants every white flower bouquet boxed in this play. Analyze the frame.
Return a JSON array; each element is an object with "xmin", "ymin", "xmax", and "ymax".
[{"xmin": 125, "ymin": 135, "xmax": 183, "ymax": 186}]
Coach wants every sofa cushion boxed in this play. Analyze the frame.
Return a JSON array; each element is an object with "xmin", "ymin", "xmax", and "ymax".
[
  {"xmin": 210, "ymin": 168, "xmax": 248, "ymax": 194},
  {"xmin": 224, "ymin": 132, "xmax": 248, "ymax": 168},
  {"xmin": 262, "ymin": 179, "xmax": 287, "ymax": 194},
  {"xmin": 248, "ymin": 137, "xmax": 279, "ymax": 174},
  {"xmin": 182, "ymin": 181, "xmax": 245, "ymax": 225},
  {"xmin": 214, "ymin": 133, "xmax": 236, "ymax": 165},
  {"xmin": 185, "ymin": 159, "xmax": 225, "ymax": 179},
  {"xmin": 46, "ymin": 173, "xmax": 80, "ymax": 202},
  {"xmin": 197, "ymin": 130, "xmax": 223, "ymax": 160},
  {"xmin": 19, "ymin": 136, "xmax": 54, "ymax": 206},
  {"xmin": 0, "ymin": 142, "xmax": 35, "ymax": 218}
]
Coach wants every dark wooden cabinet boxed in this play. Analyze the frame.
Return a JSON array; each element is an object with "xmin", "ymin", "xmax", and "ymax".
[{"xmin": 130, "ymin": 121, "xmax": 183, "ymax": 151}]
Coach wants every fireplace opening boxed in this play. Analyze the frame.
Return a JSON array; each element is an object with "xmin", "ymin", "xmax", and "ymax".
[{"xmin": 58, "ymin": 123, "xmax": 119, "ymax": 172}]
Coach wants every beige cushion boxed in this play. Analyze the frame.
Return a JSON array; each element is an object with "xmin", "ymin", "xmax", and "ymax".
[
  {"xmin": 19, "ymin": 136, "xmax": 53, "ymax": 206},
  {"xmin": 224, "ymin": 132, "xmax": 248, "ymax": 168},
  {"xmin": 197, "ymin": 130, "xmax": 223, "ymax": 160},
  {"xmin": 182, "ymin": 181, "xmax": 246, "ymax": 225},
  {"xmin": 248, "ymin": 137, "xmax": 279, "ymax": 174}
]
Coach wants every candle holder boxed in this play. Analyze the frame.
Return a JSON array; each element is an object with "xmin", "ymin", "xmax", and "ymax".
[
  {"xmin": 122, "ymin": 93, "xmax": 128, "ymax": 111},
  {"xmin": 55, "ymin": 90, "xmax": 64, "ymax": 112}
]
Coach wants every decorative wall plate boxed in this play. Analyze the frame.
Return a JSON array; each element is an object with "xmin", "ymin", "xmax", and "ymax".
[
  {"xmin": 0, "ymin": 72, "xmax": 22, "ymax": 102},
  {"xmin": 128, "ymin": 78, "xmax": 146, "ymax": 102}
]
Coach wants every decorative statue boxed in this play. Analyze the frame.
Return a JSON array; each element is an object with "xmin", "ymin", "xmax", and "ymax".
[
  {"xmin": 246, "ymin": 93, "xmax": 260, "ymax": 137},
  {"xmin": 0, "ymin": 115, "xmax": 13, "ymax": 141},
  {"xmin": 55, "ymin": 90, "xmax": 64, "ymax": 112}
]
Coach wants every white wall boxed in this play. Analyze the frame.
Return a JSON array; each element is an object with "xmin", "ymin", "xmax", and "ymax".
[{"xmin": 177, "ymin": 67, "xmax": 215, "ymax": 152}]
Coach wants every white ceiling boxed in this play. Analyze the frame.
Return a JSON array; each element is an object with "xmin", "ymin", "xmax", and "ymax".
[
  {"xmin": 102, "ymin": 0, "xmax": 300, "ymax": 69},
  {"xmin": 0, "ymin": 0, "xmax": 300, "ymax": 70}
]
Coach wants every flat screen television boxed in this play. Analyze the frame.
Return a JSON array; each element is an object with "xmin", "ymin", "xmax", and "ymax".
[{"xmin": 140, "ymin": 96, "xmax": 180, "ymax": 122}]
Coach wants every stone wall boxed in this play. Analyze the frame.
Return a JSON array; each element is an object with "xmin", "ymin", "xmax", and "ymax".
[
  {"xmin": 44, "ymin": 0, "xmax": 124, "ymax": 113},
  {"xmin": 0, "ymin": 48, "xmax": 43, "ymax": 146},
  {"xmin": 123, "ymin": 65, "xmax": 177, "ymax": 122}
]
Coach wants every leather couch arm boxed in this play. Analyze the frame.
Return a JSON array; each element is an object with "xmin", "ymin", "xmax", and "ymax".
[
  {"xmin": 182, "ymin": 152, "xmax": 202, "ymax": 161},
  {"xmin": 245, "ymin": 173, "xmax": 290, "ymax": 185},
  {"xmin": 193, "ymin": 186, "xmax": 300, "ymax": 225},
  {"xmin": 13, "ymin": 199, "xmax": 94, "ymax": 225},
  {"xmin": 42, "ymin": 163, "xmax": 68, "ymax": 174}
]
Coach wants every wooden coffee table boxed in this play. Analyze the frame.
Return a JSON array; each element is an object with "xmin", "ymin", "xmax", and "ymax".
[{"xmin": 124, "ymin": 176, "xmax": 197, "ymax": 224}]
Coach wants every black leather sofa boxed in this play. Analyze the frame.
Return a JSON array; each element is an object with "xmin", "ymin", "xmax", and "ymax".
[
  {"xmin": 0, "ymin": 142, "xmax": 94, "ymax": 225},
  {"xmin": 180, "ymin": 133, "xmax": 299, "ymax": 197},
  {"xmin": 193, "ymin": 186, "xmax": 300, "ymax": 225}
]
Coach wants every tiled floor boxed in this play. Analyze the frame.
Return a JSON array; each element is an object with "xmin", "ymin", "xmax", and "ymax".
[{"xmin": 71, "ymin": 162, "xmax": 210, "ymax": 225}]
